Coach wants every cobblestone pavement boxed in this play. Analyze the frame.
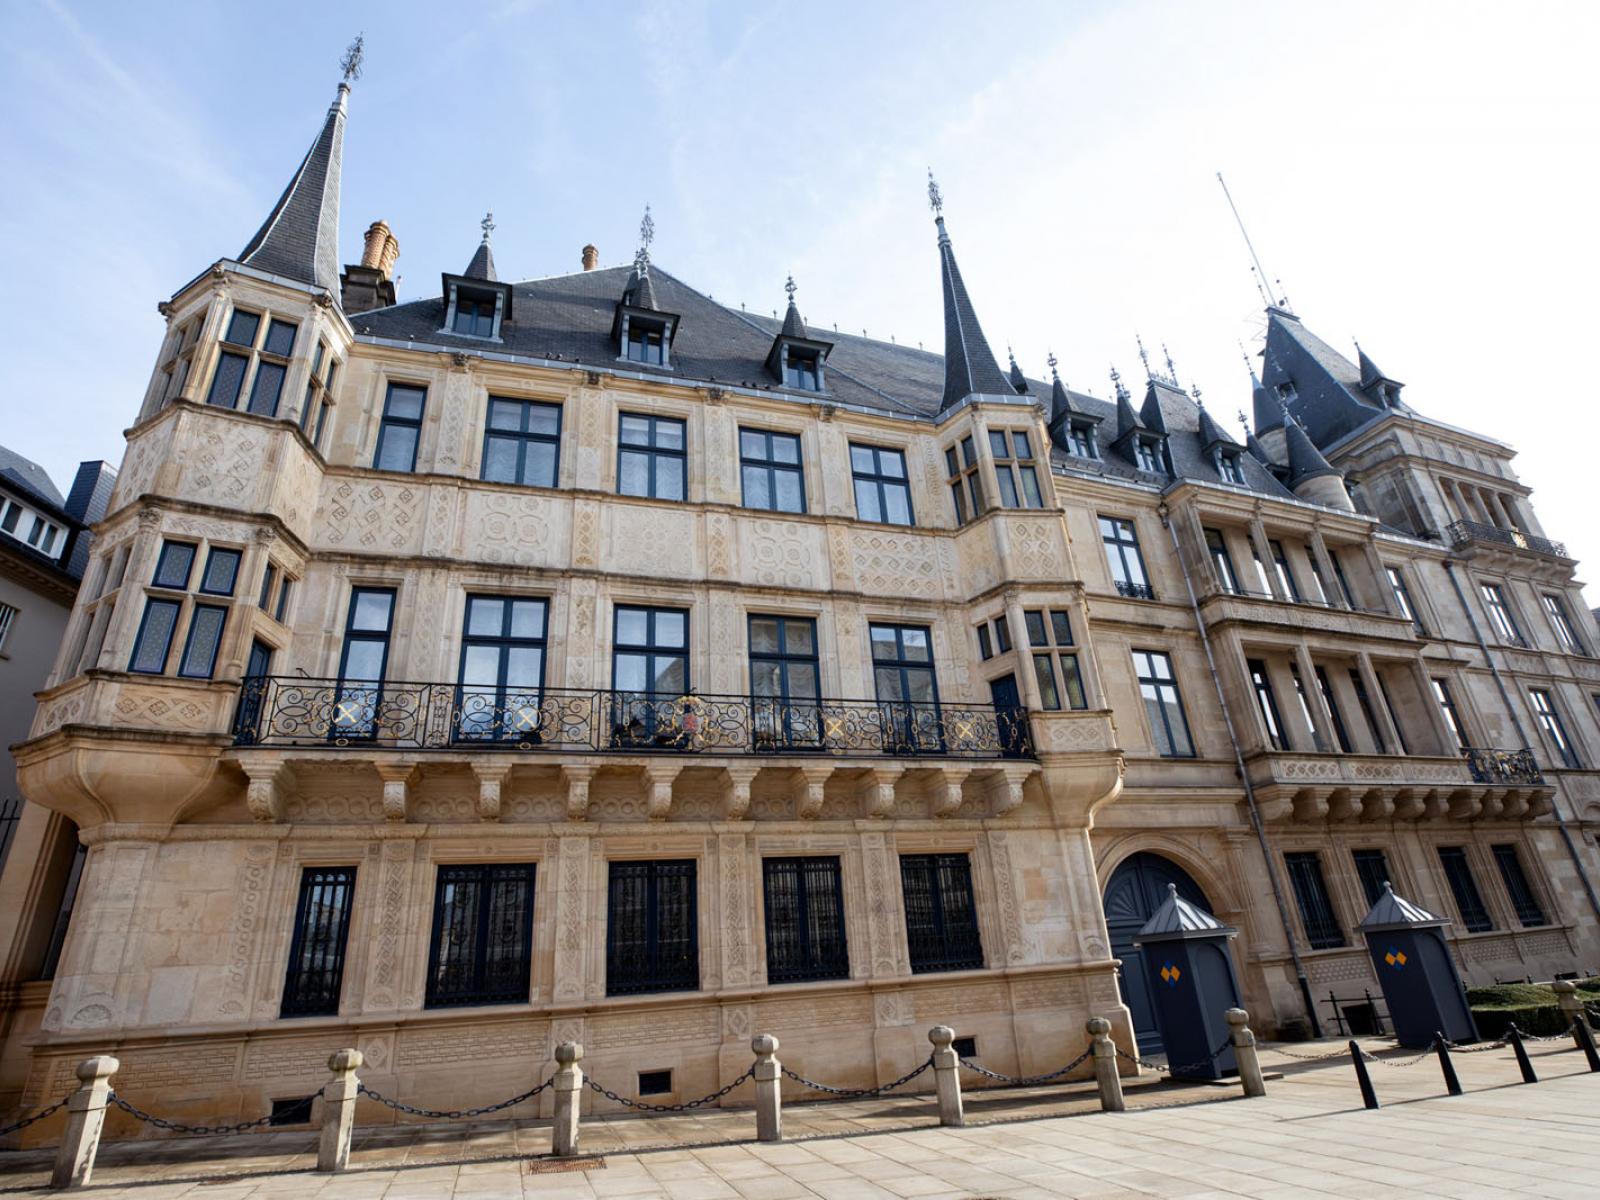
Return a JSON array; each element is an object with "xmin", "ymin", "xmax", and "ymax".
[{"xmin": 1, "ymin": 1038, "xmax": 1596, "ymax": 1198}]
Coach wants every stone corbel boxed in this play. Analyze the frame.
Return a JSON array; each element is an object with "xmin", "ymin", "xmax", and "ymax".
[
  {"xmin": 863, "ymin": 765, "xmax": 904, "ymax": 819},
  {"xmin": 1358, "ymin": 790, "xmax": 1393, "ymax": 822},
  {"xmin": 930, "ymin": 766, "xmax": 971, "ymax": 819},
  {"xmin": 794, "ymin": 765, "xmax": 833, "ymax": 820},
  {"xmin": 722, "ymin": 766, "xmax": 760, "ymax": 820},
  {"xmin": 988, "ymin": 764, "xmax": 1036, "ymax": 817},
  {"xmin": 472, "ymin": 761, "xmax": 514, "ymax": 822},
  {"xmin": 1476, "ymin": 793, "xmax": 1504, "ymax": 821},
  {"xmin": 1446, "ymin": 789, "xmax": 1481, "ymax": 821},
  {"xmin": 1498, "ymin": 792, "xmax": 1529, "ymax": 820},
  {"xmin": 562, "ymin": 764, "xmax": 597, "ymax": 821},
  {"xmin": 1525, "ymin": 792, "xmax": 1553, "ymax": 819},
  {"xmin": 241, "ymin": 759, "xmax": 295, "ymax": 823},
  {"xmin": 1326, "ymin": 788, "xmax": 1359, "ymax": 822},
  {"xmin": 373, "ymin": 761, "xmax": 418, "ymax": 823},
  {"xmin": 1392, "ymin": 788, "xmax": 1423, "ymax": 821},
  {"xmin": 1291, "ymin": 789, "xmax": 1328, "ymax": 823},
  {"xmin": 643, "ymin": 763, "xmax": 681, "ymax": 820}
]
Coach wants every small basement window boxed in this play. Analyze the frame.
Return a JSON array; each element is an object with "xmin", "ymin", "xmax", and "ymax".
[
  {"xmin": 269, "ymin": 1096, "xmax": 315, "ymax": 1126},
  {"xmin": 638, "ymin": 1069, "xmax": 673, "ymax": 1096},
  {"xmin": 952, "ymin": 1036, "xmax": 978, "ymax": 1059}
]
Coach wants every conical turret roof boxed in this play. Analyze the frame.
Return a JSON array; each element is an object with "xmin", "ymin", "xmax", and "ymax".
[
  {"xmin": 1008, "ymin": 350, "xmax": 1029, "ymax": 395},
  {"xmin": 238, "ymin": 82, "xmax": 348, "ymax": 292},
  {"xmin": 1284, "ymin": 410, "xmax": 1340, "ymax": 486},
  {"xmin": 931, "ymin": 197, "xmax": 1013, "ymax": 411},
  {"xmin": 464, "ymin": 233, "xmax": 496, "ymax": 282}
]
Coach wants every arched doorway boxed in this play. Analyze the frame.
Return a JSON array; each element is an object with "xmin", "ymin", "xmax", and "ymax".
[{"xmin": 1102, "ymin": 852, "xmax": 1212, "ymax": 1054}]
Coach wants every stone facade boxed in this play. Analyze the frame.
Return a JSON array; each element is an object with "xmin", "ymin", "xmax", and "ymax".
[{"xmin": 3, "ymin": 76, "xmax": 1598, "ymax": 1142}]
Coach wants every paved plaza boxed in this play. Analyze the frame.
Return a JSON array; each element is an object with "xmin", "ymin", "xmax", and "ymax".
[{"xmin": 1, "ymin": 1038, "xmax": 1596, "ymax": 1198}]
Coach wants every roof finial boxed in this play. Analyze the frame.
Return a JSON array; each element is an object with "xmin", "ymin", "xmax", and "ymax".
[
  {"xmin": 1237, "ymin": 408, "xmax": 1251, "ymax": 429},
  {"xmin": 1008, "ymin": 344, "xmax": 1018, "ymax": 369},
  {"xmin": 1109, "ymin": 364, "xmax": 1126, "ymax": 399},
  {"xmin": 638, "ymin": 205, "xmax": 655, "ymax": 273},
  {"xmin": 1135, "ymin": 335, "xmax": 1151, "ymax": 379},
  {"xmin": 480, "ymin": 211, "xmax": 495, "ymax": 244},
  {"xmin": 1192, "ymin": 384, "xmax": 1204, "ymax": 408},
  {"xmin": 1047, "ymin": 350, "xmax": 1059, "ymax": 381},
  {"xmin": 340, "ymin": 33, "xmax": 365, "ymax": 84},
  {"xmin": 927, "ymin": 169, "xmax": 943, "ymax": 219},
  {"xmin": 784, "ymin": 274, "xmax": 797, "ymax": 305},
  {"xmin": 1162, "ymin": 342, "xmax": 1180, "ymax": 386}
]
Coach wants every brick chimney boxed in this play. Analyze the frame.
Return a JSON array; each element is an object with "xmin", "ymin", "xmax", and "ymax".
[
  {"xmin": 342, "ymin": 220, "xmax": 400, "ymax": 314},
  {"xmin": 582, "ymin": 244, "xmax": 599, "ymax": 272}
]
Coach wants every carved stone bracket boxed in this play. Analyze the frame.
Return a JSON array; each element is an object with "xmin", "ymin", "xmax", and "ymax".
[
  {"xmin": 930, "ymin": 766, "xmax": 971, "ymax": 818},
  {"xmin": 372, "ymin": 762, "xmax": 418, "ymax": 823},
  {"xmin": 863, "ymin": 765, "xmax": 904, "ymax": 818},
  {"xmin": 472, "ymin": 761, "xmax": 514, "ymax": 822},
  {"xmin": 1447, "ymin": 790, "xmax": 1481, "ymax": 820},
  {"xmin": 642, "ymin": 763, "xmax": 681, "ymax": 820},
  {"xmin": 722, "ymin": 766, "xmax": 760, "ymax": 820},
  {"xmin": 562, "ymin": 764, "xmax": 597, "ymax": 821},
  {"xmin": 988, "ymin": 765, "xmax": 1035, "ymax": 816},
  {"xmin": 240, "ymin": 758, "xmax": 295, "ymax": 823},
  {"xmin": 1291, "ymin": 789, "xmax": 1328, "ymax": 823},
  {"xmin": 794, "ymin": 765, "xmax": 833, "ymax": 820}
]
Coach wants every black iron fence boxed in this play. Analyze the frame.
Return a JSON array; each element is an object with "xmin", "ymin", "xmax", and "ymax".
[
  {"xmin": 1446, "ymin": 520, "xmax": 1568, "ymax": 559},
  {"xmin": 232, "ymin": 678, "xmax": 1032, "ymax": 760},
  {"xmin": 1464, "ymin": 747, "xmax": 1544, "ymax": 785}
]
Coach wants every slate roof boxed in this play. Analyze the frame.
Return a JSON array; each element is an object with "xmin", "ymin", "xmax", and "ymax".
[
  {"xmin": 933, "ymin": 216, "xmax": 1014, "ymax": 411},
  {"xmin": 237, "ymin": 84, "xmax": 347, "ymax": 292},
  {"xmin": 1358, "ymin": 882, "xmax": 1447, "ymax": 930},
  {"xmin": 1134, "ymin": 883, "xmax": 1235, "ymax": 941},
  {"xmin": 1284, "ymin": 411, "xmax": 1341, "ymax": 487},
  {"xmin": 1260, "ymin": 307, "xmax": 1395, "ymax": 450},
  {"xmin": 464, "ymin": 239, "xmax": 496, "ymax": 282},
  {"xmin": 0, "ymin": 445, "xmax": 66, "ymax": 509},
  {"xmin": 353, "ymin": 263, "xmax": 1299, "ymax": 500}
]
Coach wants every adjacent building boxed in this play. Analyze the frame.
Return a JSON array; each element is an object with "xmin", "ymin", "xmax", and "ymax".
[{"xmin": 4, "ymin": 66, "xmax": 1597, "ymax": 1136}]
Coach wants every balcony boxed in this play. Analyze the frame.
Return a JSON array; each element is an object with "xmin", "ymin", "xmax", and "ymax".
[
  {"xmin": 232, "ymin": 679, "xmax": 1033, "ymax": 761},
  {"xmin": 1114, "ymin": 581, "xmax": 1156, "ymax": 600},
  {"xmin": 1243, "ymin": 748, "xmax": 1552, "ymax": 823},
  {"xmin": 1446, "ymin": 520, "xmax": 1568, "ymax": 560},
  {"xmin": 1196, "ymin": 584, "xmax": 1415, "ymax": 641}
]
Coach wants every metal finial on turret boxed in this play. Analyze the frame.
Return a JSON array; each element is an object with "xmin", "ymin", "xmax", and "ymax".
[
  {"xmin": 1237, "ymin": 409, "xmax": 1251, "ymax": 429},
  {"xmin": 927, "ymin": 169, "xmax": 943, "ymax": 218},
  {"xmin": 784, "ymin": 274, "xmax": 797, "ymax": 304},
  {"xmin": 637, "ymin": 205, "xmax": 655, "ymax": 273},
  {"xmin": 1109, "ymin": 364, "xmax": 1125, "ymax": 397},
  {"xmin": 1192, "ymin": 384, "xmax": 1204, "ymax": 408},
  {"xmin": 1135, "ymin": 335, "xmax": 1151, "ymax": 378},
  {"xmin": 480, "ymin": 211, "xmax": 495, "ymax": 243},
  {"xmin": 1163, "ymin": 342, "xmax": 1180, "ymax": 386},
  {"xmin": 340, "ymin": 34, "xmax": 365, "ymax": 84},
  {"xmin": 1047, "ymin": 350, "xmax": 1059, "ymax": 380}
]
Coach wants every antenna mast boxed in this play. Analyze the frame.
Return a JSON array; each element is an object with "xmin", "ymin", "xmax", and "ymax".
[{"xmin": 1217, "ymin": 172, "xmax": 1278, "ymax": 309}]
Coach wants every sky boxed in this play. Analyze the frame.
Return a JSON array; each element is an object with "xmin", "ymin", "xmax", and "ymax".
[{"xmin": 3, "ymin": 0, "xmax": 1598, "ymax": 597}]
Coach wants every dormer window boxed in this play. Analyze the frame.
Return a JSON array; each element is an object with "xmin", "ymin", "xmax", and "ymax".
[
  {"xmin": 452, "ymin": 295, "xmax": 497, "ymax": 338},
  {"xmin": 1069, "ymin": 422, "xmax": 1098, "ymax": 459},
  {"xmin": 783, "ymin": 348, "xmax": 821, "ymax": 392},
  {"xmin": 1134, "ymin": 436, "xmax": 1166, "ymax": 474},
  {"xmin": 626, "ymin": 321, "xmax": 667, "ymax": 365},
  {"xmin": 1216, "ymin": 449, "xmax": 1245, "ymax": 484},
  {"xmin": 1276, "ymin": 381, "xmax": 1297, "ymax": 403}
]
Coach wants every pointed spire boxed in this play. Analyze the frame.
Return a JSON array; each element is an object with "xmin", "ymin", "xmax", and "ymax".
[
  {"xmin": 1008, "ymin": 347, "xmax": 1029, "ymax": 394},
  {"xmin": 1046, "ymin": 352, "xmax": 1071, "ymax": 415},
  {"xmin": 1113, "ymin": 366, "xmax": 1143, "ymax": 441},
  {"xmin": 237, "ymin": 46, "xmax": 356, "ymax": 292},
  {"xmin": 1283, "ymin": 409, "xmax": 1339, "ymax": 487},
  {"xmin": 1252, "ymin": 353, "xmax": 1282, "ymax": 434},
  {"xmin": 1139, "ymin": 379, "xmax": 1169, "ymax": 435},
  {"xmin": 928, "ymin": 172, "xmax": 1013, "ymax": 411},
  {"xmin": 1355, "ymin": 341, "xmax": 1403, "ymax": 401},
  {"xmin": 1135, "ymin": 334, "xmax": 1153, "ymax": 379},
  {"xmin": 1196, "ymin": 403, "xmax": 1229, "ymax": 450},
  {"xmin": 780, "ymin": 275, "xmax": 807, "ymax": 338},
  {"xmin": 1240, "ymin": 409, "xmax": 1275, "ymax": 465},
  {"xmin": 1162, "ymin": 342, "xmax": 1180, "ymax": 387},
  {"xmin": 463, "ymin": 211, "xmax": 497, "ymax": 281}
]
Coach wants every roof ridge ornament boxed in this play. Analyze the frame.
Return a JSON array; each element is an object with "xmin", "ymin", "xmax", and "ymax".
[
  {"xmin": 1135, "ymin": 335, "xmax": 1152, "ymax": 380},
  {"xmin": 1047, "ymin": 350, "xmax": 1059, "ymax": 382},
  {"xmin": 340, "ymin": 33, "xmax": 365, "ymax": 85},
  {"xmin": 480, "ymin": 211, "xmax": 494, "ymax": 244},
  {"xmin": 638, "ymin": 205, "xmax": 655, "ymax": 274},
  {"xmin": 927, "ymin": 169, "xmax": 943, "ymax": 219},
  {"xmin": 1163, "ymin": 342, "xmax": 1180, "ymax": 387}
]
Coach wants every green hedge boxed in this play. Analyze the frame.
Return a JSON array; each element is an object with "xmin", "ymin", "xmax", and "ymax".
[{"xmin": 1466, "ymin": 978, "xmax": 1600, "ymax": 1039}]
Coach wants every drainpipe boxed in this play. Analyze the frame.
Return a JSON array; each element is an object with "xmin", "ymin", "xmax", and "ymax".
[
  {"xmin": 1159, "ymin": 503, "xmax": 1322, "ymax": 1036},
  {"xmin": 1442, "ymin": 560, "xmax": 1600, "ymax": 923}
]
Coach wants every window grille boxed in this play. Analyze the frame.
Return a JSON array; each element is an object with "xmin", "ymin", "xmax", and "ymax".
[
  {"xmin": 1438, "ymin": 847, "xmax": 1493, "ymax": 932},
  {"xmin": 1351, "ymin": 849, "xmax": 1391, "ymax": 908},
  {"xmin": 762, "ymin": 857, "xmax": 849, "ymax": 984},
  {"xmin": 1284, "ymin": 851, "xmax": 1344, "ymax": 948},
  {"xmin": 425, "ymin": 863, "xmax": 537, "ymax": 1007},
  {"xmin": 1491, "ymin": 844, "xmax": 1547, "ymax": 928},
  {"xmin": 899, "ymin": 853, "xmax": 983, "ymax": 974},
  {"xmin": 281, "ymin": 866, "xmax": 357, "ymax": 1017},
  {"xmin": 606, "ymin": 860, "xmax": 698, "ymax": 996}
]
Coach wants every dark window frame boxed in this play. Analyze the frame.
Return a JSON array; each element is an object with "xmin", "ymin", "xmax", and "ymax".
[
  {"xmin": 1134, "ymin": 649, "xmax": 1194, "ymax": 758},
  {"xmin": 373, "ymin": 382, "xmax": 427, "ymax": 473},
  {"xmin": 177, "ymin": 602, "xmax": 228, "ymax": 679},
  {"xmin": 1314, "ymin": 665, "xmax": 1353, "ymax": 753},
  {"xmin": 762, "ymin": 856, "xmax": 850, "ymax": 984},
  {"xmin": 152, "ymin": 540, "xmax": 198, "ymax": 591},
  {"xmin": 945, "ymin": 437, "xmax": 985, "ymax": 525},
  {"xmin": 1541, "ymin": 592, "xmax": 1585, "ymax": 654},
  {"xmin": 1284, "ymin": 851, "xmax": 1344, "ymax": 949},
  {"xmin": 129, "ymin": 597, "xmax": 182, "ymax": 674},
  {"xmin": 481, "ymin": 396, "xmax": 562, "ymax": 489},
  {"xmin": 1100, "ymin": 515, "xmax": 1154, "ymax": 600},
  {"xmin": 1431, "ymin": 678, "xmax": 1470, "ymax": 751},
  {"xmin": 1204, "ymin": 528, "xmax": 1241, "ymax": 595},
  {"xmin": 1438, "ymin": 846, "xmax": 1493, "ymax": 933},
  {"xmin": 1491, "ymin": 844, "xmax": 1547, "ymax": 928},
  {"xmin": 1387, "ymin": 566, "xmax": 1425, "ymax": 635},
  {"xmin": 739, "ymin": 428, "xmax": 806, "ymax": 514},
  {"xmin": 424, "ymin": 862, "xmax": 538, "ymax": 1008},
  {"xmin": 988, "ymin": 429, "xmax": 1045, "ymax": 509},
  {"xmin": 850, "ymin": 443, "xmax": 915, "ymax": 527},
  {"xmin": 748, "ymin": 614, "xmax": 822, "ymax": 750},
  {"xmin": 1480, "ymin": 582, "xmax": 1525, "ymax": 647},
  {"xmin": 1248, "ymin": 658, "xmax": 1291, "ymax": 751},
  {"xmin": 899, "ymin": 853, "xmax": 984, "ymax": 974},
  {"xmin": 281, "ymin": 866, "xmax": 357, "ymax": 1018},
  {"xmin": 1352, "ymin": 848, "xmax": 1392, "ymax": 909},
  {"xmin": 617, "ymin": 412, "xmax": 687, "ymax": 501},
  {"xmin": 1530, "ymin": 687, "xmax": 1580, "ymax": 768},
  {"xmin": 606, "ymin": 859, "xmax": 699, "ymax": 996},
  {"xmin": 332, "ymin": 587, "xmax": 397, "ymax": 740},
  {"xmin": 198, "ymin": 546, "xmax": 242, "ymax": 597},
  {"xmin": 455, "ymin": 594, "xmax": 549, "ymax": 743}
]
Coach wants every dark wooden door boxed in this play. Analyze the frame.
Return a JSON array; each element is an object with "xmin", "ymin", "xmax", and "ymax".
[{"xmin": 1101, "ymin": 853, "xmax": 1211, "ymax": 1055}]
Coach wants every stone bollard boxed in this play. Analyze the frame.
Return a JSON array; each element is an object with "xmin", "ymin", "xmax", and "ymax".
[
  {"xmin": 1553, "ymin": 980, "xmax": 1584, "ymax": 1026},
  {"xmin": 1087, "ymin": 1018, "xmax": 1125, "ymax": 1113},
  {"xmin": 316, "ymin": 1048, "xmax": 363, "ymax": 1173},
  {"xmin": 752, "ymin": 1034, "xmax": 782, "ymax": 1142},
  {"xmin": 1226, "ymin": 1009, "xmax": 1266, "ymax": 1098},
  {"xmin": 928, "ymin": 1026, "xmax": 964, "ymax": 1127},
  {"xmin": 50, "ymin": 1055, "xmax": 119, "ymax": 1190},
  {"xmin": 551, "ymin": 1042, "xmax": 584, "ymax": 1157}
]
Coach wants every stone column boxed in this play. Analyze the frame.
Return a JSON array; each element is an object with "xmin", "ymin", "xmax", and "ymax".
[
  {"xmin": 928, "ymin": 1026, "xmax": 964, "ymax": 1127},
  {"xmin": 551, "ymin": 1042, "xmax": 584, "ymax": 1157},
  {"xmin": 1359, "ymin": 541, "xmax": 1395, "ymax": 614},
  {"xmin": 50, "ymin": 1056, "xmax": 119, "ymax": 1190},
  {"xmin": 316, "ymin": 1049, "xmax": 363, "ymax": 1173},
  {"xmin": 1307, "ymin": 528, "xmax": 1343, "ymax": 607},
  {"xmin": 1292, "ymin": 645, "xmax": 1335, "ymax": 752},
  {"xmin": 1409, "ymin": 661, "xmax": 1457, "ymax": 754},
  {"xmin": 551, "ymin": 834, "xmax": 593, "ymax": 1004},
  {"xmin": 1226, "ymin": 1009, "xmax": 1266, "ymax": 1098},
  {"xmin": 177, "ymin": 291, "xmax": 230, "ymax": 404},
  {"xmin": 752, "ymin": 1034, "xmax": 782, "ymax": 1142},
  {"xmin": 1356, "ymin": 653, "xmax": 1403, "ymax": 753},
  {"xmin": 1087, "ymin": 1018, "xmax": 1125, "ymax": 1112},
  {"xmin": 1004, "ymin": 591, "xmax": 1044, "ymax": 710}
]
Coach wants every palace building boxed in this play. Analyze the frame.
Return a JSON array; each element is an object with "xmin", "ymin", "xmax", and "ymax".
[{"xmin": 4, "ymin": 63, "xmax": 1599, "ymax": 1134}]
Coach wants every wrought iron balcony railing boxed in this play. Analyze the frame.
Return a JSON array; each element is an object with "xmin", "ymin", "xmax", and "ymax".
[
  {"xmin": 1464, "ymin": 747, "xmax": 1544, "ymax": 785},
  {"xmin": 1114, "ymin": 580, "xmax": 1157, "ymax": 600},
  {"xmin": 1446, "ymin": 520, "xmax": 1568, "ymax": 559},
  {"xmin": 231, "ymin": 678, "xmax": 1033, "ymax": 760}
]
